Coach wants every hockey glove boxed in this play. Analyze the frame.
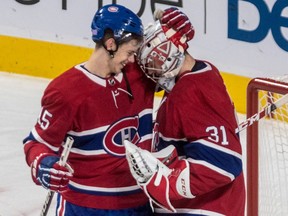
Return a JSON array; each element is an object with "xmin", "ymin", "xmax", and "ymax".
[
  {"xmin": 125, "ymin": 140, "xmax": 159, "ymax": 183},
  {"xmin": 124, "ymin": 140, "xmax": 177, "ymax": 183},
  {"xmin": 154, "ymin": 7, "xmax": 195, "ymax": 51},
  {"xmin": 125, "ymin": 140, "xmax": 194, "ymax": 212},
  {"xmin": 31, "ymin": 153, "xmax": 73, "ymax": 192}
]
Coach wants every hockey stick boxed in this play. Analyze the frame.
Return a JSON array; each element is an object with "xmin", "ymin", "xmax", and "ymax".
[
  {"xmin": 235, "ymin": 93, "xmax": 288, "ymax": 133},
  {"xmin": 40, "ymin": 136, "xmax": 74, "ymax": 216}
]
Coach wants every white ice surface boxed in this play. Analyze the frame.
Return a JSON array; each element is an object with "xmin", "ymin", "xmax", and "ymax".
[
  {"xmin": 0, "ymin": 71, "xmax": 247, "ymax": 216},
  {"xmin": 0, "ymin": 72, "xmax": 56, "ymax": 216}
]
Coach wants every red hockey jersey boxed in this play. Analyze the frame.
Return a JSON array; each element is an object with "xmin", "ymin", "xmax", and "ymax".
[
  {"xmin": 23, "ymin": 62, "xmax": 156, "ymax": 209},
  {"xmin": 153, "ymin": 60, "xmax": 246, "ymax": 215}
]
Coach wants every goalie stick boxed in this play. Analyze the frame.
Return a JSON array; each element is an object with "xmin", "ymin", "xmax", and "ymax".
[
  {"xmin": 236, "ymin": 93, "xmax": 288, "ymax": 133},
  {"xmin": 40, "ymin": 136, "xmax": 74, "ymax": 216}
]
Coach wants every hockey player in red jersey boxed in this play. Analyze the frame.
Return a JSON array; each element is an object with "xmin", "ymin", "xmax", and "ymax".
[
  {"xmin": 125, "ymin": 7, "xmax": 246, "ymax": 216},
  {"xmin": 23, "ymin": 4, "xmax": 156, "ymax": 216}
]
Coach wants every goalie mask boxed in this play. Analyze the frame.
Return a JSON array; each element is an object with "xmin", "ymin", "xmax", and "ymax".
[{"xmin": 137, "ymin": 20, "xmax": 185, "ymax": 82}]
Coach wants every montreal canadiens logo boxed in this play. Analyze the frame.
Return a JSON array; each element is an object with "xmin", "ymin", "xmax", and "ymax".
[
  {"xmin": 108, "ymin": 6, "xmax": 119, "ymax": 12},
  {"xmin": 149, "ymin": 41, "xmax": 171, "ymax": 65},
  {"xmin": 103, "ymin": 116, "xmax": 140, "ymax": 157}
]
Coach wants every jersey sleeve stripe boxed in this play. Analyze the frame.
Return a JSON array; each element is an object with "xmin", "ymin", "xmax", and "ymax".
[
  {"xmin": 30, "ymin": 127, "xmax": 59, "ymax": 152},
  {"xmin": 184, "ymin": 140, "xmax": 243, "ymax": 177},
  {"xmin": 187, "ymin": 158, "xmax": 235, "ymax": 181}
]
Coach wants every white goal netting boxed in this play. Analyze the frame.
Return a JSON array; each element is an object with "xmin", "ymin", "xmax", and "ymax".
[{"xmin": 257, "ymin": 76, "xmax": 288, "ymax": 215}]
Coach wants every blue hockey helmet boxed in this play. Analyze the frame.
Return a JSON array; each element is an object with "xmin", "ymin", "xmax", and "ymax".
[{"xmin": 91, "ymin": 4, "xmax": 144, "ymax": 43}]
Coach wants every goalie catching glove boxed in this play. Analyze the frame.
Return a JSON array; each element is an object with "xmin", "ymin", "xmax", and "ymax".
[
  {"xmin": 31, "ymin": 153, "xmax": 74, "ymax": 193},
  {"xmin": 154, "ymin": 7, "xmax": 195, "ymax": 51},
  {"xmin": 124, "ymin": 140, "xmax": 194, "ymax": 212}
]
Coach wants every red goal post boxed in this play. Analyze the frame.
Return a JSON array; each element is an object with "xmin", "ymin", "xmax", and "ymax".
[{"xmin": 246, "ymin": 77, "xmax": 288, "ymax": 216}]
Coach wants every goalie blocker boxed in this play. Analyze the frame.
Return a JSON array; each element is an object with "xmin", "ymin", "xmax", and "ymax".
[{"xmin": 124, "ymin": 140, "xmax": 193, "ymax": 212}]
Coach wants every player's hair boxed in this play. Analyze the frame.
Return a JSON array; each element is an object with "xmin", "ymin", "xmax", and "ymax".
[{"xmin": 95, "ymin": 29, "xmax": 143, "ymax": 49}]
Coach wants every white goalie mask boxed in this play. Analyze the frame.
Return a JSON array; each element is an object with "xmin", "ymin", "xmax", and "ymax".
[{"xmin": 137, "ymin": 20, "xmax": 185, "ymax": 83}]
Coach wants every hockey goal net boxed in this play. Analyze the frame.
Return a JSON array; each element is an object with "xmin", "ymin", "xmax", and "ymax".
[{"xmin": 246, "ymin": 76, "xmax": 288, "ymax": 216}]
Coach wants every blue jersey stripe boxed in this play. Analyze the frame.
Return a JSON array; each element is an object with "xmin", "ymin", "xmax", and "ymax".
[{"xmin": 184, "ymin": 141, "xmax": 242, "ymax": 177}]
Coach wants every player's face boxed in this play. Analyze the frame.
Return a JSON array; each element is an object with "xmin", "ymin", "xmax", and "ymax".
[{"xmin": 112, "ymin": 39, "xmax": 140, "ymax": 73}]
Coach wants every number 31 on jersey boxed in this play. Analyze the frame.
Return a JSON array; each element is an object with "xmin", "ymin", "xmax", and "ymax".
[{"xmin": 206, "ymin": 126, "xmax": 229, "ymax": 145}]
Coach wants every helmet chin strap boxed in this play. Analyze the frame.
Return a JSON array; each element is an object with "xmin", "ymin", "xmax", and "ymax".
[
  {"xmin": 102, "ymin": 38, "xmax": 119, "ymax": 58},
  {"xmin": 107, "ymin": 50, "xmax": 116, "ymax": 58},
  {"xmin": 106, "ymin": 45, "xmax": 118, "ymax": 58}
]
